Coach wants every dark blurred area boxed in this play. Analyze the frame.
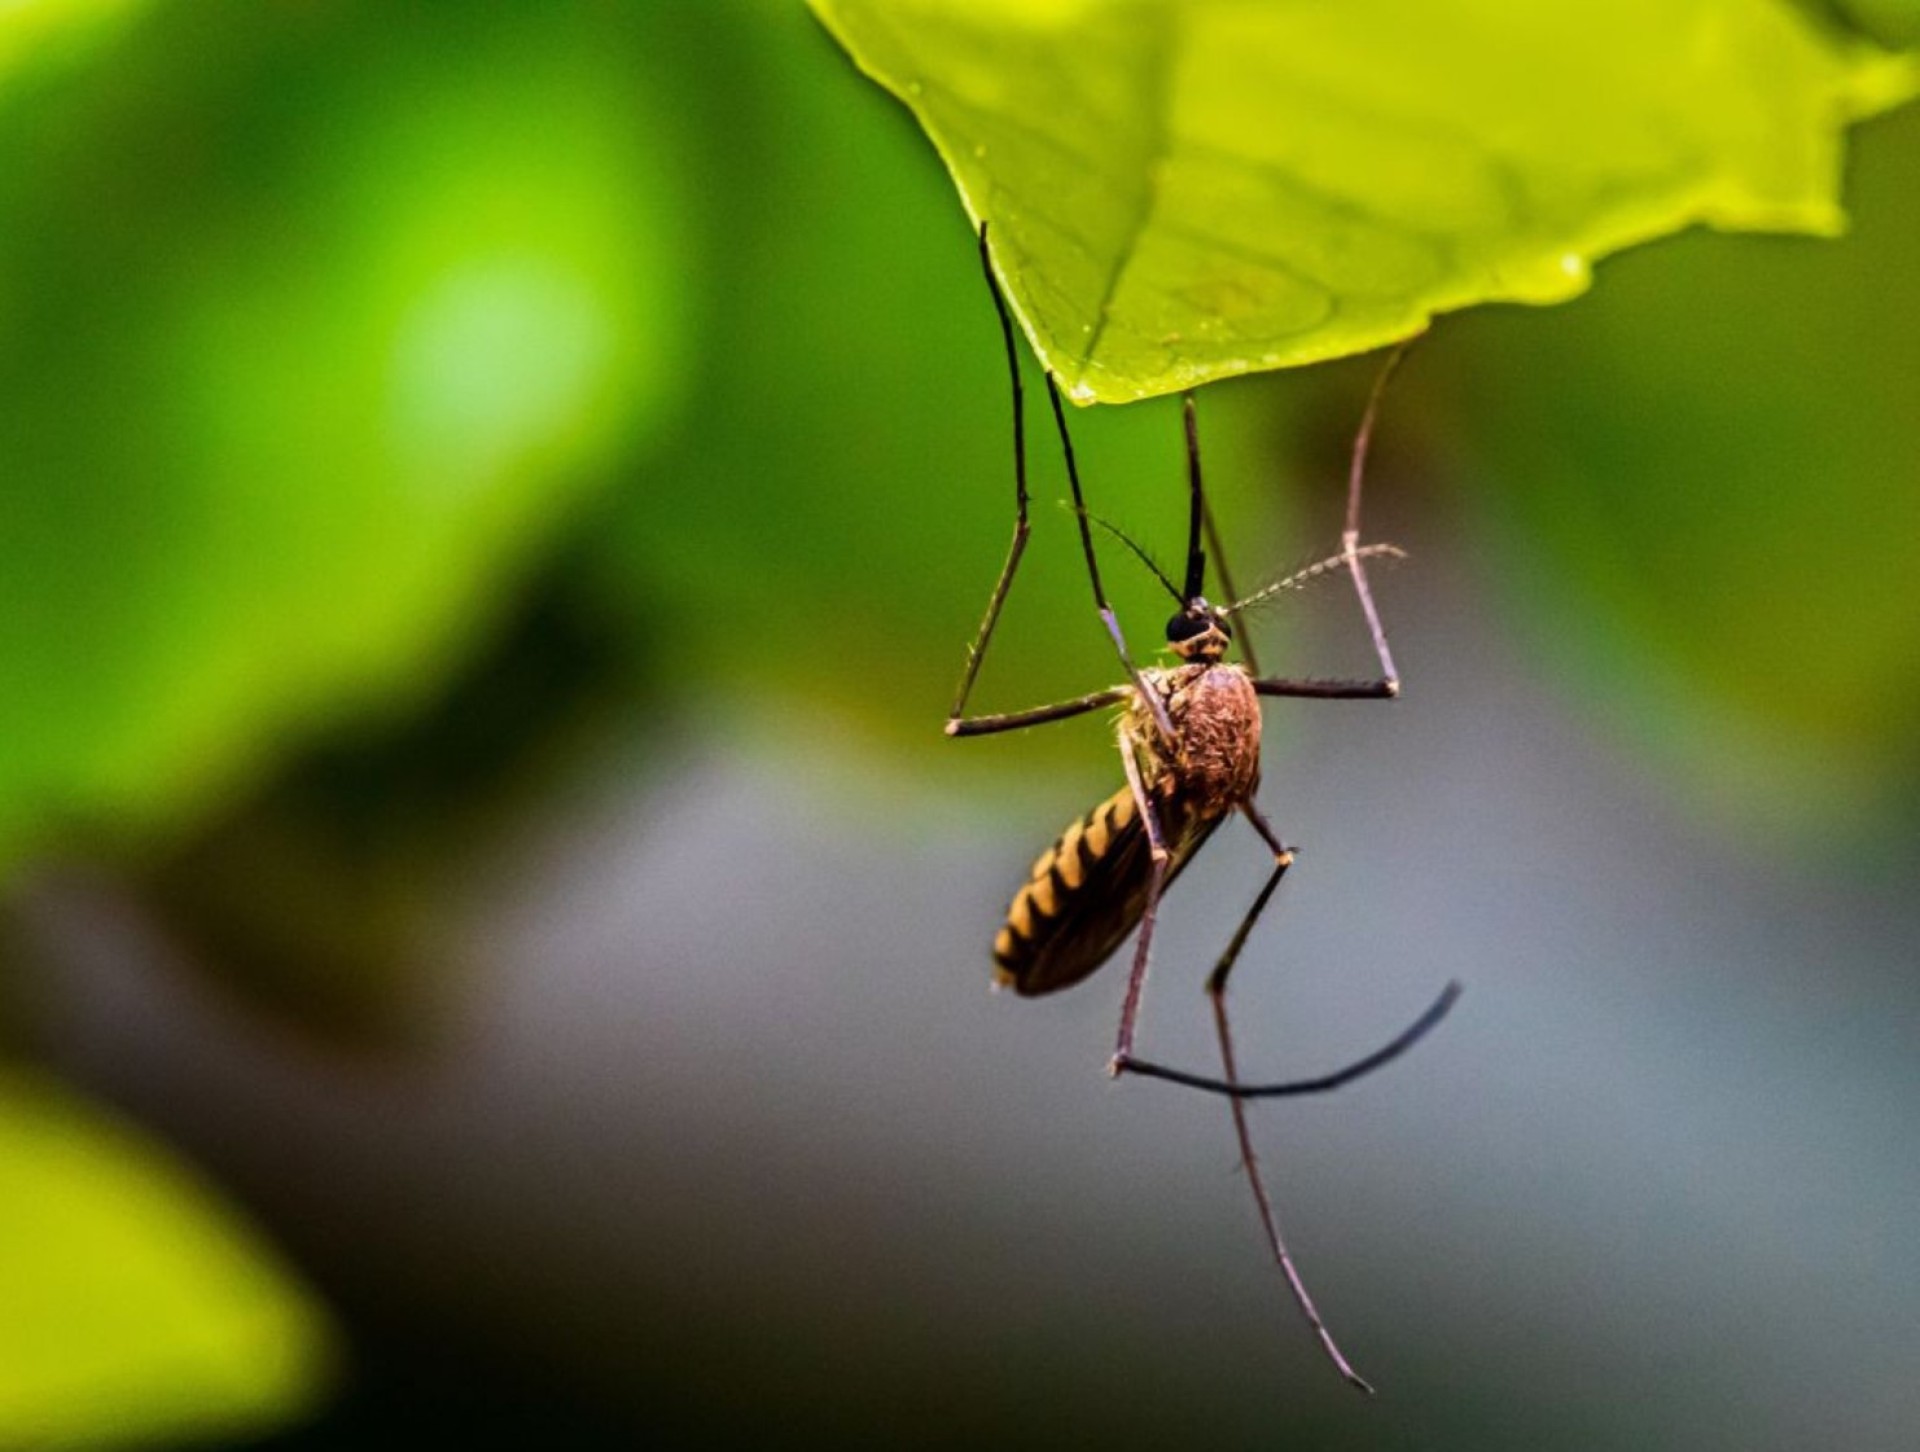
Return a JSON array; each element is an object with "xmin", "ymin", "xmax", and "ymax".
[{"xmin": 2, "ymin": 3, "xmax": 1917, "ymax": 1449}]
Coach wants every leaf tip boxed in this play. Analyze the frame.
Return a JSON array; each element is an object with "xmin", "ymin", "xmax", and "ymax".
[{"xmin": 1841, "ymin": 48, "xmax": 1920, "ymax": 122}]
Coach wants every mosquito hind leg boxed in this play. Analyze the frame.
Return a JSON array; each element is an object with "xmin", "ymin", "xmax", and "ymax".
[
  {"xmin": 1102, "ymin": 801, "xmax": 1375, "ymax": 1389},
  {"xmin": 1115, "ymin": 800, "xmax": 1459, "ymax": 1100},
  {"xmin": 1244, "ymin": 346, "xmax": 1416, "ymax": 703},
  {"xmin": 1210, "ymin": 806, "xmax": 1374, "ymax": 1392},
  {"xmin": 1114, "ymin": 796, "xmax": 1462, "ymax": 1099},
  {"xmin": 1111, "ymin": 800, "xmax": 1292, "ymax": 1088},
  {"xmin": 1339, "ymin": 343, "xmax": 1413, "ymax": 691}
]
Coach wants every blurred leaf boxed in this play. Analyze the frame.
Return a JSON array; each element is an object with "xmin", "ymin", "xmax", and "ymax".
[
  {"xmin": 0, "ymin": 2, "xmax": 687, "ymax": 877},
  {"xmin": 0, "ymin": 1068, "xmax": 330, "ymax": 1448},
  {"xmin": 811, "ymin": 0, "xmax": 1917, "ymax": 403},
  {"xmin": 1440, "ymin": 102, "xmax": 1920, "ymax": 842},
  {"xmin": 139, "ymin": 547, "xmax": 654, "ymax": 1047},
  {"xmin": 1811, "ymin": 0, "xmax": 1920, "ymax": 45}
]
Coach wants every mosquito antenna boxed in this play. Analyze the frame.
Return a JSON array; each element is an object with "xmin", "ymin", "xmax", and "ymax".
[
  {"xmin": 1182, "ymin": 392, "xmax": 1207, "ymax": 602},
  {"xmin": 1078, "ymin": 507, "xmax": 1183, "ymax": 603},
  {"xmin": 1343, "ymin": 341, "xmax": 1414, "ymax": 687},
  {"xmin": 1222, "ymin": 543, "xmax": 1407, "ymax": 617}
]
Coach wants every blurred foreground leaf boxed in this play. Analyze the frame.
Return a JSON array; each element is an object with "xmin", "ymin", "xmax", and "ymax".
[
  {"xmin": 1821, "ymin": 0, "xmax": 1920, "ymax": 45},
  {"xmin": 811, "ymin": 0, "xmax": 1917, "ymax": 402},
  {"xmin": 0, "ymin": 2, "xmax": 684, "ymax": 877},
  {"xmin": 0, "ymin": 1070, "xmax": 330, "ymax": 1448},
  {"xmin": 139, "ymin": 553, "xmax": 651, "ymax": 1046}
]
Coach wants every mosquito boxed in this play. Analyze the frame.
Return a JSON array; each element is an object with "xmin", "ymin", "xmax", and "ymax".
[{"xmin": 946, "ymin": 223, "xmax": 1461, "ymax": 1394}]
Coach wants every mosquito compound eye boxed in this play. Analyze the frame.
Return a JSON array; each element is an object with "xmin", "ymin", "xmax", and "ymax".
[{"xmin": 1166, "ymin": 611, "xmax": 1210, "ymax": 644}]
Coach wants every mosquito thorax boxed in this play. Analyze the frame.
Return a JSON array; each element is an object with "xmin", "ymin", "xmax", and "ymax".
[{"xmin": 1166, "ymin": 600, "xmax": 1231, "ymax": 663}]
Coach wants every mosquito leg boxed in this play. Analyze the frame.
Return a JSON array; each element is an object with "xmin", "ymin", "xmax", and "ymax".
[
  {"xmin": 1180, "ymin": 392, "xmax": 1208, "ymax": 601},
  {"xmin": 1107, "ymin": 730, "xmax": 1170, "ymax": 1073},
  {"xmin": 1253, "ymin": 676, "xmax": 1398, "ymax": 701},
  {"xmin": 1202, "ymin": 494, "xmax": 1258, "ymax": 675},
  {"xmin": 946, "ymin": 686, "xmax": 1128, "ymax": 738},
  {"xmin": 1127, "ymin": 982, "xmax": 1463, "ymax": 1099},
  {"xmin": 1216, "ymin": 998, "xmax": 1377, "ymax": 1395},
  {"xmin": 1214, "ymin": 802, "xmax": 1290, "ymax": 990},
  {"xmin": 1114, "ymin": 802, "xmax": 1290, "ymax": 1089},
  {"xmin": 1190, "ymin": 809, "xmax": 1374, "ymax": 1394},
  {"xmin": 1118, "ymin": 726, "xmax": 1169, "ymax": 867},
  {"xmin": 1181, "ymin": 389, "xmax": 1262, "ymax": 675},
  {"xmin": 1234, "ymin": 348, "xmax": 1414, "ymax": 702},
  {"xmin": 1340, "ymin": 343, "xmax": 1413, "ymax": 691},
  {"xmin": 1118, "ymin": 802, "xmax": 1463, "ymax": 1097},
  {"xmin": 947, "ymin": 222, "xmax": 1035, "ymax": 729},
  {"xmin": 1047, "ymin": 375, "xmax": 1176, "ymax": 743}
]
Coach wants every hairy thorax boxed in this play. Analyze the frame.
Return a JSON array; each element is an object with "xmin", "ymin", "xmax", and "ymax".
[{"xmin": 1127, "ymin": 663, "xmax": 1262, "ymax": 816}]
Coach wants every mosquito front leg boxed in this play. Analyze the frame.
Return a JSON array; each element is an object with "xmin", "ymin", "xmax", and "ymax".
[
  {"xmin": 1046, "ymin": 376, "xmax": 1175, "ymax": 744},
  {"xmin": 947, "ymin": 221, "xmax": 1171, "ymax": 744},
  {"xmin": 1339, "ymin": 342, "xmax": 1412, "ymax": 692},
  {"xmin": 946, "ymin": 686, "xmax": 1128, "ymax": 739},
  {"xmin": 947, "ymin": 223, "xmax": 1035, "ymax": 730}
]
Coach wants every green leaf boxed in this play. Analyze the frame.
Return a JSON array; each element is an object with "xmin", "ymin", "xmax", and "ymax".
[
  {"xmin": 0, "ymin": 1069, "xmax": 331, "ymax": 1448},
  {"xmin": 0, "ymin": 3, "xmax": 686, "ymax": 875},
  {"xmin": 810, "ymin": 0, "xmax": 1917, "ymax": 402}
]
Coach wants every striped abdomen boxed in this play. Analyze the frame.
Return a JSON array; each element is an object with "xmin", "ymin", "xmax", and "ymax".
[{"xmin": 992, "ymin": 784, "xmax": 1221, "ymax": 997}]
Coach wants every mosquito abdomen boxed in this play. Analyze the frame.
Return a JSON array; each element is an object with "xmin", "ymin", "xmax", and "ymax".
[
  {"xmin": 991, "ymin": 784, "xmax": 1221, "ymax": 998},
  {"xmin": 992, "ymin": 785, "xmax": 1139, "ymax": 993}
]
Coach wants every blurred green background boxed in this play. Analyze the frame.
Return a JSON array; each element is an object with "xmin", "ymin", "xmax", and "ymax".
[{"xmin": 2, "ymin": 2, "xmax": 1917, "ymax": 1448}]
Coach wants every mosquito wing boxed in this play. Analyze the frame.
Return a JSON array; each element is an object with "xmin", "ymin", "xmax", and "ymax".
[{"xmin": 992, "ymin": 784, "xmax": 1222, "ymax": 997}]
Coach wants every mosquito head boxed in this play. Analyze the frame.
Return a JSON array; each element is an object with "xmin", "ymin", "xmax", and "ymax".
[{"xmin": 1166, "ymin": 598, "xmax": 1231, "ymax": 662}]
